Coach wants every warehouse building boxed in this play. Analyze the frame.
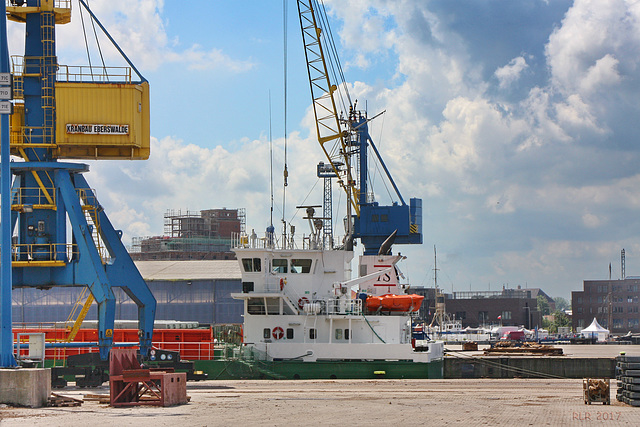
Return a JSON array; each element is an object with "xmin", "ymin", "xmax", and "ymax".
[{"xmin": 12, "ymin": 261, "xmax": 243, "ymax": 326}]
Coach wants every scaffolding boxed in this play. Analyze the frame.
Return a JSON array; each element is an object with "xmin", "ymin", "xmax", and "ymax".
[{"xmin": 131, "ymin": 208, "xmax": 245, "ymax": 260}]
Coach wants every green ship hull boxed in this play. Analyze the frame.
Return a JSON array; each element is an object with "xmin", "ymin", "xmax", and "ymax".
[{"xmin": 194, "ymin": 358, "xmax": 444, "ymax": 380}]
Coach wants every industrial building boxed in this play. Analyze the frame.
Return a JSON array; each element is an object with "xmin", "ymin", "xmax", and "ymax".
[
  {"xmin": 412, "ymin": 286, "xmax": 546, "ymax": 329},
  {"xmin": 12, "ymin": 261, "xmax": 243, "ymax": 326},
  {"xmin": 131, "ymin": 208, "xmax": 245, "ymax": 260}
]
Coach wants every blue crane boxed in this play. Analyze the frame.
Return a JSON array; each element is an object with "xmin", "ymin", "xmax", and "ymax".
[{"xmin": 1, "ymin": 0, "xmax": 155, "ymax": 366}]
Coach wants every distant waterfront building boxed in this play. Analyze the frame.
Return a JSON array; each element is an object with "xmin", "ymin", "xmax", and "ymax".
[
  {"xmin": 571, "ymin": 278, "xmax": 640, "ymax": 334},
  {"xmin": 412, "ymin": 286, "xmax": 544, "ymax": 329},
  {"xmin": 131, "ymin": 208, "xmax": 245, "ymax": 260}
]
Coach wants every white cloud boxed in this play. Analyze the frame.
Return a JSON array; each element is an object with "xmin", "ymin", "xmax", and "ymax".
[
  {"xmin": 495, "ymin": 56, "xmax": 528, "ymax": 89},
  {"xmin": 9, "ymin": 0, "xmax": 254, "ymax": 73},
  {"xmin": 546, "ymin": 0, "xmax": 640, "ymax": 98}
]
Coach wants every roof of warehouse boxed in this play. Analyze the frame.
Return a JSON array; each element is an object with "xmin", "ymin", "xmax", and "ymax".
[{"xmin": 134, "ymin": 260, "xmax": 242, "ymax": 281}]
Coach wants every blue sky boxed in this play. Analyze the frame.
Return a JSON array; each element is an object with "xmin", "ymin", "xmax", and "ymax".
[{"xmin": 8, "ymin": 0, "xmax": 640, "ymax": 300}]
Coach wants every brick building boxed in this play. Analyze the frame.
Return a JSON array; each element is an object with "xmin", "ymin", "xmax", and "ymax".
[{"xmin": 571, "ymin": 278, "xmax": 640, "ymax": 334}]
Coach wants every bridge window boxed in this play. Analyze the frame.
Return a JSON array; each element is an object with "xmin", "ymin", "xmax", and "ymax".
[
  {"xmin": 335, "ymin": 329, "xmax": 343, "ymax": 340},
  {"xmin": 309, "ymin": 328, "xmax": 317, "ymax": 339},
  {"xmin": 263, "ymin": 328, "xmax": 271, "ymax": 339},
  {"xmin": 241, "ymin": 258, "xmax": 261, "ymax": 272},
  {"xmin": 286, "ymin": 328, "xmax": 294, "ymax": 339},
  {"xmin": 272, "ymin": 259, "xmax": 288, "ymax": 274},
  {"xmin": 291, "ymin": 259, "xmax": 312, "ymax": 273}
]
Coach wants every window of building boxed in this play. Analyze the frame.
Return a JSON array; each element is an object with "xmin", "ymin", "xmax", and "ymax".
[
  {"xmin": 271, "ymin": 259, "xmax": 288, "ymax": 274},
  {"xmin": 629, "ymin": 319, "xmax": 639, "ymax": 328},
  {"xmin": 290, "ymin": 259, "xmax": 313, "ymax": 274},
  {"xmin": 597, "ymin": 285, "xmax": 608, "ymax": 293},
  {"xmin": 597, "ymin": 296, "xmax": 604, "ymax": 304},
  {"xmin": 613, "ymin": 306, "xmax": 624, "ymax": 313},
  {"xmin": 286, "ymin": 328, "xmax": 294, "ymax": 340},
  {"xmin": 576, "ymin": 296, "xmax": 583, "ymax": 304},
  {"xmin": 628, "ymin": 284, "xmax": 639, "ymax": 292},
  {"xmin": 241, "ymin": 258, "xmax": 261, "ymax": 272},
  {"xmin": 478, "ymin": 311, "xmax": 488, "ymax": 324},
  {"xmin": 455, "ymin": 311, "xmax": 466, "ymax": 320},
  {"xmin": 613, "ymin": 319, "xmax": 623, "ymax": 329},
  {"xmin": 309, "ymin": 328, "xmax": 317, "ymax": 340},
  {"xmin": 578, "ymin": 319, "xmax": 585, "ymax": 328},
  {"xmin": 501, "ymin": 311, "xmax": 512, "ymax": 320},
  {"xmin": 576, "ymin": 307, "xmax": 583, "ymax": 314},
  {"xmin": 629, "ymin": 296, "xmax": 634, "ymax": 303}
]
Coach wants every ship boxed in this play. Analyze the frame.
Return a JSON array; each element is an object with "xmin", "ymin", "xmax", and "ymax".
[
  {"xmin": 228, "ymin": 225, "xmax": 444, "ymax": 379},
  {"xmin": 218, "ymin": 0, "xmax": 444, "ymax": 379}
]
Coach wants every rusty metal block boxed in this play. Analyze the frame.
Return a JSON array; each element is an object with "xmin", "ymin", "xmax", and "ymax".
[{"xmin": 109, "ymin": 348, "xmax": 187, "ymax": 407}]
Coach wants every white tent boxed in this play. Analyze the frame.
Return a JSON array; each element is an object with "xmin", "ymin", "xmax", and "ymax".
[{"xmin": 580, "ymin": 318, "xmax": 610, "ymax": 342}]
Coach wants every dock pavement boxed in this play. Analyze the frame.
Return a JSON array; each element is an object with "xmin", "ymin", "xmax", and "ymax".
[{"xmin": 1, "ymin": 344, "xmax": 639, "ymax": 426}]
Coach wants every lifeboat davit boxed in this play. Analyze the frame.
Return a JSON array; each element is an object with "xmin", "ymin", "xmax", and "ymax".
[{"xmin": 365, "ymin": 294, "xmax": 424, "ymax": 312}]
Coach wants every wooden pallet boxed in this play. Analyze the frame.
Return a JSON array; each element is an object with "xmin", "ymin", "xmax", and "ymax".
[{"xmin": 48, "ymin": 393, "xmax": 83, "ymax": 407}]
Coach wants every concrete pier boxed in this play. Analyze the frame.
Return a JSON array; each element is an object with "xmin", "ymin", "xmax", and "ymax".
[
  {"xmin": 0, "ymin": 369, "xmax": 50, "ymax": 408},
  {"xmin": 445, "ymin": 356, "xmax": 616, "ymax": 379}
]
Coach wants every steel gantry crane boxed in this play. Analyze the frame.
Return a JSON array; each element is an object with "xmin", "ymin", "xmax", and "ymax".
[
  {"xmin": 0, "ymin": 0, "xmax": 155, "ymax": 366},
  {"xmin": 296, "ymin": 0, "xmax": 423, "ymax": 255}
]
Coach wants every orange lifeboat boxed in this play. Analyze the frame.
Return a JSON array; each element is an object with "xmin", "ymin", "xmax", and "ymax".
[
  {"xmin": 365, "ymin": 294, "xmax": 424, "ymax": 312},
  {"xmin": 364, "ymin": 296, "xmax": 383, "ymax": 311}
]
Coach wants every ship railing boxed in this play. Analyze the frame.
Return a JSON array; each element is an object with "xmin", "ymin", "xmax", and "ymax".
[
  {"xmin": 232, "ymin": 231, "xmax": 346, "ymax": 251},
  {"xmin": 238, "ymin": 345, "xmax": 269, "ymax": 362},
  {"xmin": 324, "ymin": 298, "xmax": 362, "ymax": 316}
]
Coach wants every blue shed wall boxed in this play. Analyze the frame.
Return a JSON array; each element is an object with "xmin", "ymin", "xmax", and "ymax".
[{"xmin": 12, "ymin": 279, "xmax": 243, "ymax": 325}]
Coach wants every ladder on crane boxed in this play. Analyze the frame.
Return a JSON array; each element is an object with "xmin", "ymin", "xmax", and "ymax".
[{"xmin": 65, "ymin": 287, "xmax": 95, "ymax": 342}]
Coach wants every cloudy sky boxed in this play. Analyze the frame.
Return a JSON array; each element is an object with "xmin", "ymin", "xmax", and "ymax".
[{"xmin": 8, "ymin": 0, "xmax": 640, "ymax": 299}]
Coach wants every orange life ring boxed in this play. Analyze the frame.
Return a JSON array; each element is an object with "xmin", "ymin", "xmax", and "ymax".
[
  {"xmin": 272, "ymin": 326, "xmax": 284, "ymax": 340},
  {"xmin": 280, "ymin": 278, "xmax": 284, "ymax": 291},
  {"xmin": 298, "ymin": 297, "xmax": 310, "ymax": 309}
]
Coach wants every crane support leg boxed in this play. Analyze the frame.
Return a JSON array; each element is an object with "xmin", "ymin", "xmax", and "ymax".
[
  {"xmin": 73, "ymin": 174, "xmax": 156, "ymax": 356},
  {"xmin": 56, "ymin": 169, "xmax": 116, "ymax": 360}
]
